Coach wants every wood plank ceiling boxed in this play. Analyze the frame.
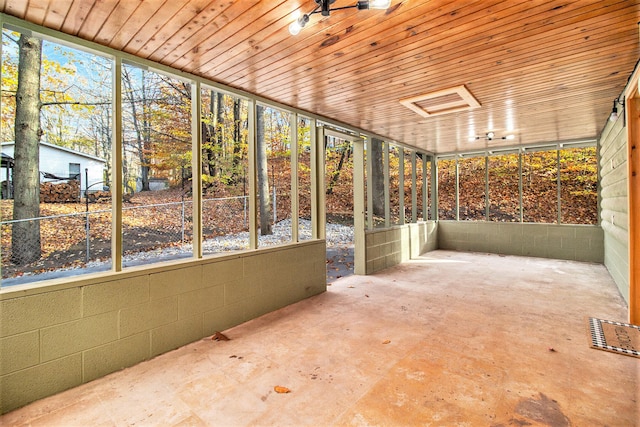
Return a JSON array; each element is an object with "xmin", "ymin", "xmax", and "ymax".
[{"xmin": 2, "ymin": 0, "xmax": 639, "ymax": 154}]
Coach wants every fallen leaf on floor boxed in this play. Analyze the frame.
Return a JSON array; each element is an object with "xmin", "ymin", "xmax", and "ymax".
[
  {"xmin": 382, "ymin": 340, "xmax": 391, "ymax": 344},
  {"xmin": 212, "ymin": 331, "xmax": 230, "ymax": 341},
  {"xmin": 274, "ymin": 386, "xmax": 291, "ymax": 394}
]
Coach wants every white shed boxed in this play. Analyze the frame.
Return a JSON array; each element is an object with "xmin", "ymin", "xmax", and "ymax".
[{"xmin": 1, "ymin": 141, "xmax": 106, "ymax": 194}]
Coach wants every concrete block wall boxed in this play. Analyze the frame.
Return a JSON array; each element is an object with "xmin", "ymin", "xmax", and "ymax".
[
  {"xmin": 0, "ymin": 241, "xmax": 326, "ymax": 414},
  {"xmin": 365, "ymin": 221, "xmax": 437, "ymax": 274},
  {"xmin": 438, "ymin": 221, "xmax": 604, "ymax": 263}
]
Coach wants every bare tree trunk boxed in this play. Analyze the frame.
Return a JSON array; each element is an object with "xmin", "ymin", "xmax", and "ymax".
[
  {"xmin": 256, "ymin": 105, "xmax": 272, "ymax": 235},
  {"xmin": 122, "ymin": 67, "xmax": 151, "ymax": 191},
  {"xmin": 12, "ymin": 35, "xmax": 43, "ymax": 265},
  {"xmin": 371, "ymin": 138, "xmax": 385, "ymax": 216},
  {"xmin": 231, "ymin": 98, "xmax": 242, "ymax": 183},
  {"xmin": 326, "ymin": 141, "xmax": 351, "ymax": 195},
  {"xmin": 214, "ymin": 92, "xmax": 224, "ymax": 176}
]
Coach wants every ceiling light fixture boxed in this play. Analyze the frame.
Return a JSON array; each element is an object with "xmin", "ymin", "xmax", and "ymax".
[
  {"xmin": 289, "ymin": 0, "xmax": 391, "ymax": 35},
  {"xmin": 609, "ymin": 97, "xmax": 625, "ymax": 124},
  {"xmin": 468, "ymin": 132, "xmax": 515, "ymax": 142}
]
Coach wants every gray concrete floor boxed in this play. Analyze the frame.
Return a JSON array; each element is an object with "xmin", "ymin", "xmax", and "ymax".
[{"xmin": 1, "ymin": 250, "xmax": 638, "ymax": 426}]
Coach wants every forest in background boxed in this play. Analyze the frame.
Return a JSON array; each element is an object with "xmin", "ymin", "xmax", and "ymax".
[{"xmin": 0, "ymin": 28, "xmax": 598, "ymax": 281}]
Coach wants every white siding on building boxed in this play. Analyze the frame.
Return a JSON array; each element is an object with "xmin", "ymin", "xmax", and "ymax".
[{"xmin": 1, "ymin": 142, "xmax": 106, "ymax": 192}]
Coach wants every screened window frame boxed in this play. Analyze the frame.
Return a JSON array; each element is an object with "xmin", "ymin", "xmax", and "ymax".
[{"xmin": 434, "ymin": 141, "xmax": 599, "ymax": 225}]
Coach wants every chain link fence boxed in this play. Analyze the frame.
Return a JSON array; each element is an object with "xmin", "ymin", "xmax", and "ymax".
[{"xmin": 1, "ymin": 194, "xmax": 255, "ymax": 281}]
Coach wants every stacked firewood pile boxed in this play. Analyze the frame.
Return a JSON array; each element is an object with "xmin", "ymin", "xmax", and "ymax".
[
  {"xmin": 40, "ymin": 180, "xmax": 80, "ymax": 203},
  {"xmin": 86, "ymin": 190, "xmax": 111, "ymax": 202}
]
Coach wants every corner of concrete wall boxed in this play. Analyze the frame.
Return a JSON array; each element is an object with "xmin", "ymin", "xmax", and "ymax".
[
  {"xmin": 0, "ymin": 241, "xmax": 326, "ymax": 414},
  {"xmin": 365, "ymin": 221, "xmax": 437, "ymax": 274}
]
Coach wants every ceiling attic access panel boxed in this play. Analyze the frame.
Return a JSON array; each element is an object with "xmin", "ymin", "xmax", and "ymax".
[{"xmin": 400, "ymin": 85, "xmax": 481, "ymax": 117}]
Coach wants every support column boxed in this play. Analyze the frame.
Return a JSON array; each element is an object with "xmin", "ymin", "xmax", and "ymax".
[
  {"xmin": 411, "ymin": 151, "xmax": 417, "ymax": 223},
  {"xmin": 398, "ymin": 147, "xmax": 405, "ymax": 225},
  {"xmin": 354, "ymin": 138, "xmax": 366, "ymax": 275},
  {"xmin": 627, "ymin": 90, "xmax": 640, "ymax": 323},
  {"xmin": 291, "ymin": 113, "xmax": 299, "ymax": 242},
  {"xmin": 248, "ymin": 99, "xmax": 258, "ymax": 249},
  {"xmin": 112, "ymin": 57, "xmax": 123, "ymax": 272},
  {"xmin": 191, "ymin": 82, "xmax": 202, "ymax": 258}
]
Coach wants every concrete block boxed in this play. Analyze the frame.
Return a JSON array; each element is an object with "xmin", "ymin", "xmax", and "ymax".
[
  {"xmin": 242, "ymin": 294, "xmax": 274, "ymax": 321},
  {"xmin": 41, "ymin": 311, "xmax": 118, "ymax": 362},
  {"xmin": 548, "ymin": 226, "xmax": 576, "ymax": 239},
  {"xmin": 150, "ymin": 265, "xmax": 203, "ymax": 300},
  {"xmin": 83, "ymin": 276, "xmax": 149, "ymax": 316},
  {"xmin": 385, "ymin": 254, "xmax": 398, "ymax": 269},
  {"xmin": 576, "ymin": 248, "xmax": 604, "ymax": 263},
  {"xmin": 178, "ymin": 284, "xmax": 224, "ymax": 319},
  {"xmin": 261, "ymin": 267, "xmax": 298, "ymax": 296},
  {"xmin": 202, "ymin": 258, "xmax": 244, "ymax": 287},
  {"xmin": 522, "ymin": 224, "xmax": 549, "ymax": 238},
  {"xmin": 547, "ymin": 245, "xmax": 573, "ymax": 260},
  {"xmin": 365, "ymin": 232, "xmax": 375, "ymax": 246},
  {"xmin": 243, "ymin": 252, "xmax": 280, "ymax": 277},
  {"xmin": 373, "ymin": 257, "xmax": 385, "ymax": 273},
  {"xmin": 0, "ymin": 354, "xmax": 82, "ymax": 414},
  {"xmin": 151, "ymin": 314, "xmax": 203, "ymax": 357},
  {"xmin": 589, "ymin": 235, "xmax": 605, "ymax": 251},
  {"xmin": 366, "ymin": 260, "xmax": 375, "ymax": 275},
  {"xmin": 1, "ymin": 288, "xmax": 81, "ymax": 337},
  {"xmin": 535, "ymin": 234, "xmax": 561, "ymax": 249},
  {"xmin": 289, "ymin": 261, "xmax": 318, "ymax": 287},
  {"xmin": 373, "ymin": 231, "xmax": 387, "ymax": 246},
  {"xmin": 499, "ymin": 223, "xmax": 524, "ymax": 236},
  {"xmin": 120, "ymin": 297, "xmax": 177, "ymax": 338},
  {"xmin": 561, "ymin": 236, "xmax": 590, "ymax": 251},
  {"xmin": 83, "ymin": 332, "xmax": 150, "ymax": 383},
  {"xmin": 367, "ymin": 244, "xmax": 380, "ymax": 260},
  {"xmin": 204, "ymin": 302, "xmax": 247, "ymax": 335},
  {"xmin": 0, "ymin": 331, "xmax": 39, "ymax": 375}
]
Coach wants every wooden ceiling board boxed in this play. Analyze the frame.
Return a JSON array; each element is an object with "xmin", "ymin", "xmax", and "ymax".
[
  {"xmin": 221, "ymin": 0, "xmax": 478, "ymax": 87},
  {"xmin": 23, "ymin": 0, "xmax": 52, "ymax": 26},
  {"xmin": 203, "ymin": 2, "xmax": 378, "ymax": 80},
  {"xmin": 188, "ymin": 2, "xmax": 301, "ymax": 79},
  {"xmin": 39, "ymin": 0, "xmax": 76, "ymax": 30},
  {"xmin": 76, "ymin": 0, "xmax": 119, "ymax": 40},
  {"xmin": 309, "ymin": 37, "xmax": 636, "ymax": 111},
  {"xmin": 4, "ymin": 0, "xmax": 28, "ymax": 18},
  {"xmin": 263, "ymin": 1, "xmax": 631, "ymax": 102},
  {"xmin": 2, "ymin": 0, "xmax": 639, "ymax": 154},
  {"xmin": 145, "ymin": 1, "xmax": 239, "ymax": 63},
  {"xmin": 231, "ymin": 0, "xmax": 582, "ymax": 92},
  {"xmin": 166, "ymin": 1, "xmax": 289, "ymax": 70},
  {"xmin": 282, "ymin": 24, "xmax": 637, "ymax": 111},
  {"xmin": 91, "ymin": 0, "xmax": 147, "ymax": 46},
  {"xmin": 106, "ymin": 0, "xmax": 165, "ymax": 52},
  {"xmin": 60, "ymin": 0, "xmax": 97, "ymax": 35},
  {"xmin": 126, "ymin": 0, "xmax": 211, "ymax": 56}
]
